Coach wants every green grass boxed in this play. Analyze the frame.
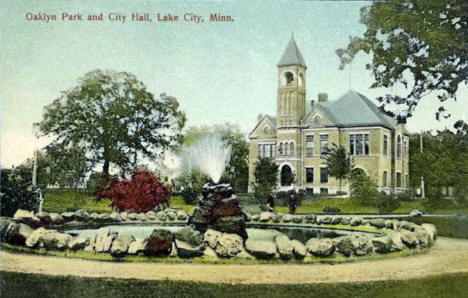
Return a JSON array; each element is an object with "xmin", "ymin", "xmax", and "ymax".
[
  {"xmin": 404, "ymin": 216, "xmax": 468, "ymax": 239},
  {"xmin": 170, "ymin": 196, "xmax": 196, "ymax": 213},
  {"xmin": 43, "ymin": 189, "xmax": 112, "ymax": 213},
  {"xmin": 2, "ymin": 271, "xmax": 468, "ymax": 298},
  {"xmin": 274, "ymin": 198, "xmax": 468, "ymax": 215}
]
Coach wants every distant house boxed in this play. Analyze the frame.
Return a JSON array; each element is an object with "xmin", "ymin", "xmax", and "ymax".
[{"xmin": 248, "ymin": 37, "xmax": 409, "ymax": 194}]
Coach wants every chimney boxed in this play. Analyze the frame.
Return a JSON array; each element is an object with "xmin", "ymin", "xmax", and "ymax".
[
  {"xmin": 257, "ymin": 113, "xmax": 263, "ymax": 122},
  {"xmin": 318, "ymin": 93, "xmax": 328, "ymax": 102}
]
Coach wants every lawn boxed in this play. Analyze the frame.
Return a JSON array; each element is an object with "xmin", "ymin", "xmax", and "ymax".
[
  {"xmin": 43, "ymin": 189, "xmax": 112, "ymax": 213},
  {"xmin": 2, "ymin": 271, "xmax": 468, "ymax": 298}
]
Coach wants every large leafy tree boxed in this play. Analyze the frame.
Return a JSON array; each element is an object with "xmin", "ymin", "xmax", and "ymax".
[
  {"xmin": 337, "ymin": 0, "xmax": 467, "ymax": 121},
  {"xmin": 253, "ymin": 157, "xmax": 279, "ymax": 201},
  {"xmin": 409, "ymin": 121, "xmax": 468, "ymax": 203},
  {"xmin": 39, "ymin": 69, "xmax": 186, "ymax": 177},
  {"xmin": 324, "ymin": 144, "xmax": 353, "ymax": 193},
  {"xmin": 14, "ymin": 150, "xmax": 53, "ymax": 189}
]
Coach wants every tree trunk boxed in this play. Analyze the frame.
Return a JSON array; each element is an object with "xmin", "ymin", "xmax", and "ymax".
[
  {"xmin": 339, "ymin": 178, "xmax": 342, "ymax": 194},
  {"xmin": 103, "ymin": 159, "xmax": 110, "ymax": 177}
]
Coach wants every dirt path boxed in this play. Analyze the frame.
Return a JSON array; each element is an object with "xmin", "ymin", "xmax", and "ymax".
[{"xmin": 2, "ymin": 237, "xmax": 468, "ymax": 284}]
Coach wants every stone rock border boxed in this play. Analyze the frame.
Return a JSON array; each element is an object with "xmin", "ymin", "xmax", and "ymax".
[{"xmin": 0, "ymin": 209, "xmax": 437, "ymax": 262}]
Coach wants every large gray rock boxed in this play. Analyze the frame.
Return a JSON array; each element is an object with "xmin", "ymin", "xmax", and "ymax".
[
  {"xmin": 36, "ymin": 212, "xmax": 52, "ymax": 225},
  {"xmin": 399, "ymin": 221, "xmax": 418, "ymax": 232},
  {"xmin": 110, "ymin": 212, "xmax": 120, "ymax": 221},
  {"xmin": 369, "ymin": 218, "xmax": 386, "ymax": 229},
  {"xmin": 111, "ymin": 235, "xmax": 135, "ymax": 257},
  {"xmin": 41, "ymin": 232, "xmax": 73, "ymax": 250},
  {"xmin": 282, "ymin": 214, "xmax": 293, "ymax": 223},
  {"xmin": 175, "ymin": 227, "xmax": 203, "ymax": 247},
  {"xmin": 245, "ymin": 240, "xmax": 277, "ymax": 259},
  {"xmin": 176, "ymin": 210, "xmax": 188, "ymax": 220},
  {"xmin": 387, "ymin": 232, "xmax": 406, "ymax": 251},
  {"xmin": 204, "ymin": 229, "xmax": 222, "ymax": 249},
  {"xmin": 166, "ymin": 211, "xmax": 177, "ymax": 221},
  {"xmin": 349, "ymin": 217, "xmax": 363, "ymax": 226},
  {"xmin": 156, "ymin": 211, "xmax": 167, "ymax": 221},
  {"xmin": 330, "ymin": 217, "xmax": 342, "ymax": 225},
  {"xmin": 215, "ymin": 233, "xmax": 243, "ymax": 258},
  {"xmin": 400, "ymin": 230, "xmax": 418, "ymax": 248},
  {"xmin": 275, "ymin": 235, "xmax": 294, "ymax": 260},
  {"xmin": 98, "ymin": 213, "xmax": 111, "ymax": 222},
  {"xmin": 291, "ymin": 240, "xmax": 307, "ymax": 259},
  {"xmin": 14, "ymin": 209, "xmax": 41, "ymax": 228},
  {"xmin": 128, "ymin": 213, "xmax": 138, "ymax": 220},
  {"xmin": 25, "ymin": 227, "xmax": 49, "ymax": 247},
  {"xmin": 94, "ymin": 228, "xmax": 117, "ymax": 253},
  {"xmin": 74, "ymin": 209, "xmax": 89, "ymax": 221},
  {"xmin": 128, "ymin": 238, "xmax": 146, "ymax": 255},
  {"xmin": 292, "ymin": 215, "xmax": 304, "ymax": 224},
  {"xmin": 304, "ymin": 214, "xmax": 316, "ymax": 224},
  {"xmin": 175, "ymin": 240, "xmax": 205, "ymax": 258},
  {"xmin": 420, "ymin": 224, "xmax": 437, "ymax": 242},
  {"xmin": 306, "ymin": 238, "xmax": 335, "ymax": 257},
  {"xmin": 258, "ymin": 212, "xmax": 274, "ymax": 222},
  {"xmin": 371, "ymin": 236, "xmax": 392, "ymax": 253},
  {"xmin": 137, "ymin": 213, "xmax": 148, "ymax": 221},
  {"xmin": 144, "ymin": 229, "xmax": 173, "ymax": 257},
  {"xmin": 89, "ymin": 212, "xmax": 99, "ymax": 221},
  {"xmin": 251, "ymin": 214, "xmax": 260, "ymax": 222},
  {"xmin": 60, "ymin": 212, "xmax": 76, "ymax": 222},
  {"xmin": 4, "ymin": 222, "xmax": 33, "ymax": 245},
  {"xmin": 341, "ymin": 217, "xmax": 351, "ymax": 225},
  {"xmin": 352, "ymin": 235, "xmax": 373, "ymax": 256},
  {"xmin": 203, "ymin": 246, "xmax": 218, "ymax": 258},
  {"xmin": 271, "ymin": 214, "xmax": 282, "ymax": 223},
  {"xmin": 0, "ymin": 217, "xmax": 12, "ymax": 236},
  {"xmin": 414, "ymin": 229, "xmax": 431, "ymax": 247},
  {"xmin": 146, "ymin": 211, "xmax": 157, "ymax": 220},
  {"xmin": 68, "ymin": 236, "xmax": 90, "ymax": 250},
  {"xmin": 334, "ymin": 236, "xmax": 355, "ymax": 257},
  {"xmin": 120, "ymin": 212, "xmax": 128, "ymax": 221}
]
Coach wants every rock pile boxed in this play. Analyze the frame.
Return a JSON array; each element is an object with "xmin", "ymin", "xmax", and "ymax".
[{"xmin": 189, "ymin": 183, "xmax": 248, "ymax": 240}]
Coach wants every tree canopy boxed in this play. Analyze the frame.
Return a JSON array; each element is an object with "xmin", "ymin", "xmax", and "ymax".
[
  {"xmin": 39, "ymin": 70, "xmax": 186, "ymax": 177},
  {"xmin": 324, "ymin": 144, "xmax": 353, "ymax": 192},
  {"xmin": 337, "ymin": 0, "xmax": 467, "ymax": 121}
]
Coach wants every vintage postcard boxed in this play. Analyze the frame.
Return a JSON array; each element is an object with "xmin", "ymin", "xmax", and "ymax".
[{"xmin": 1, "ymin": 0, "xmax": 467, "ymax": 297}]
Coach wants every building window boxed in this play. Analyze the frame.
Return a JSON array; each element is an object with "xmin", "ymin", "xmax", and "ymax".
[
  {"xmin": 383, "ymin": 135, "xmax": 388, "ymax": 155},
  {"xmin": 306, "ymin": 135, "xmax": 314, "ymax": 156},
  {"xmin": 290, "ymin": 142, "xmax": 295, "ymax": 155},
  {"xmin": 349, "ymin": 133, "xmax": 370, "ymax": 156},
  {"xmin": 405, "ymin": 174, "xmax": 409, "ymax": 188},
  {"xmin": 272, "ymin": 144, "xmax": 276, "ymax": 158},
  {"xmin": 396, "ymin": 172, "xmax": 402, "ymax": 188},
  {"xmin": 403, "ymin": 140, "xmax": 408, "ymax": 159},
  {"xmin": 320, "ymin": 188, "xmax": 328, "ymax": 194},
  {"xmin": 285, "ymin": 142, "xmax": 290, "ymax": 155},
  {"xmin": 320, "ymin": 135, "xmax": 329, "ymax": 155},
  {"xmin": 397, "ymin": 135, "xmax": 402, "ymax": 159},
  {"xmin": 306, "ymin": 168, "xmax": 314, "ymax": 183},
  {"xmin": 263, "ymin": 126, "xmax": 270, "ymax": 135},
  {"xmin": 320, "ymin": 167, "xmax": 328, "ymax": 183},
  {"xmin": 383, "ymin": 171, "xmax": 387, "ymax": 187},
  {"xmin": 314, "ymin": 115, "xmax": 321, "ymax": 124},
  {"xmin": 259, "ymin": 144, "xmax": 275, "ymax": 158},
  {"xmin": 279, "ymin": 143, "xmax": 283, "ymax": 155}
]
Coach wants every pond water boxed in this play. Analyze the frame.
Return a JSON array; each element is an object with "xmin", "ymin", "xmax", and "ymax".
[{"xmin": 66, "ymin": 224, "xmax": 369, "ymax": 244}]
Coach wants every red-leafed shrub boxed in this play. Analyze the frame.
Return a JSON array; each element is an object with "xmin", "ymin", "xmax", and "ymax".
[{"xmin": 97, "ymin": 171, "xmax": 171, "ymax": 212}]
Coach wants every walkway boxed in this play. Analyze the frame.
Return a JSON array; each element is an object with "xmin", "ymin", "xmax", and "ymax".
[{"xmin": 2, "ymin": 237, "xmax": 468, "ymax": 284}]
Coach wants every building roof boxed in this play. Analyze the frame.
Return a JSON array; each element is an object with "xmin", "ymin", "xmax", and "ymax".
[
  {"xmin": 308, "ymin": 90, "xmax": 398, "ymax": 129},
  {"xmin": 278, "ymin": 36, "xmax": 306, "ymax": 68}
]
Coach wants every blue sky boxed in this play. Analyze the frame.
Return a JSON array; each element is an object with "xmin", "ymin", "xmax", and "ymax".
[{"xmin": 1, "ymin": 0, "xmax": 467, "ymax": 167}]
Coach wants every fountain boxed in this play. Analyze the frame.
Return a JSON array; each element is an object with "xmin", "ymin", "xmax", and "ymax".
[{"xmin": 180, "ymin": 133, "xmax": 248, "ymax": 240}]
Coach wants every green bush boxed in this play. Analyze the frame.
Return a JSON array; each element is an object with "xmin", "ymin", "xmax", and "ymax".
[
  {"xmin": 396, "ymin": 190, "xmax": 415, "ymax": 201},
  {"xmin": 349, "ymin": 171, "xmax": 379, "ymax": 207},
  {"xmin": 0, "ymin": 168, "xmax": 41, "ymax": 217},
  {"xmin": 323, "ymin": 206, "xmax": 342, "ymax": 214},
  {"xmin": 177, "ymin": 170, "xmax": 209, "ymax": 205},
  {"xmin": 375, "ymin": 193, "xmax": 400, "ymax": 214},
  {"xmin": 86, "ymin": 171, "xmax": 112, "ymax": 195}
]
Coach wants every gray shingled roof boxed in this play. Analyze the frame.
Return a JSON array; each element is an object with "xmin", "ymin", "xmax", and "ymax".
[
  {"xmin": 309, "ymin": 90, "xmax": 397, "ymax": 129},
  {"xmin": 278, "ymin": 36, "xmax": 306, "ymax": 68}
]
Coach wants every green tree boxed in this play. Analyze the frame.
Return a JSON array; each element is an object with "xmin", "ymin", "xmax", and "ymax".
[
  {"xmin": 324, "ymin": 144, "xmax": 353, "ymax": 193},
  {"xmin": 39, "ymin": 69, "xmax": 186, "ymax": 177},
  {"xmin": 253, "ymin": 157, "xmax": 279, "ymax": 201},
  {"xmin": 14, "ymin": 150, "xmax": 53, "ymax": 189},
  {"xmin": 0, "ymin": 169, "xmax": 41, "ymax": 217},
  {"xmin": 337, "ymin": 0, "xmax": 467, "ymax": 121},
  {"xmin": 349, "ymin": 171, "xmax": 379, "ymax": 207}
]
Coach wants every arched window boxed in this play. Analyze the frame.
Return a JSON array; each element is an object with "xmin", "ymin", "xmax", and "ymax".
[
  {"xmin": 397, "ymin": 135, "xmax": 402, "ymax": 158},
  {"xmin": 314, "ymin": 115, "xmax": 321, "ymax": 124},
  {"xmin": 263, "ymin": 126, "xmax": 270, "ymax": 135},
  {"xmin": 284, "ymin": 71, "xmax": 294, "ymax": 85},
  {"xmin": 279, "ymin": 143, "xmax": 284, "ymax": 155},
  {"xmin": 290, "ymin": 142, "xmax": 295, "ymax": 155},
  {"xmin": 285, "ymin": 142, "xmax": 290, "ymax": 155}
]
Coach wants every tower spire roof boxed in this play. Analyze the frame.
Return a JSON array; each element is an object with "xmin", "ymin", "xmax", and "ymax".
[{"xmin": 278, "ymin": 35, "xmax": 306, "ymax": 68}]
